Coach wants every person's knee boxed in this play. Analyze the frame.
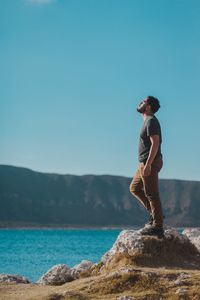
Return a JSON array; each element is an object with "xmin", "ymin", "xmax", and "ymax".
[
  {"xmin": 129, "ymin": 182, "xmax": 134, "ymax": 194},
  {"xmin": 129, "ymin": 183, "xmax": 140, "ymax": 196}
]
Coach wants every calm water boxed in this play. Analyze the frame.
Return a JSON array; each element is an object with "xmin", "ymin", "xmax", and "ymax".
[{"xmin": 0, "ymin": 228, "xmax": 184, "ymax": 282}]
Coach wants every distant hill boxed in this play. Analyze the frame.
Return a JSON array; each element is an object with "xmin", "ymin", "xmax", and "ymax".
[{"xmin": 0, "ymin": 165, "xmax": 199, "ymax": 227}]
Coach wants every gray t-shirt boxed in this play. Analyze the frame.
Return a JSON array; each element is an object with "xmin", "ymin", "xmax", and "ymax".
[{"xmin": 138, "ymin": 115, "xmax": 162, "ymax": 163}]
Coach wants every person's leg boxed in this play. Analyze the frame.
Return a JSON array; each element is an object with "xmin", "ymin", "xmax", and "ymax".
[
  {"xmin": 129, "ymin": 166, "xmax": 151, "ymax": 213},
  {"xmin": 140, "ymin": 157, "xmax": 163, "ymax": 228}
]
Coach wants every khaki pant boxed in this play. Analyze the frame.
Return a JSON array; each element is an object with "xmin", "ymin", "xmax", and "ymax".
[{"xmin": 129, "ymin": 156, "xmax": 164, "ymax": 227}]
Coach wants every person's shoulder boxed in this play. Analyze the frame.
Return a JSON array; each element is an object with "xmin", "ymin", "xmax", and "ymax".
[
  {"xmin": 150, "ymin": 115, "xmax": 160, "ymax": 122},
  {"xmin": 146, "ymin": 115, "xmax": 160, "ymax": 126},
  {"xmin": 146, "ymin": 115, "xmax": 157, "ymax": 122}
]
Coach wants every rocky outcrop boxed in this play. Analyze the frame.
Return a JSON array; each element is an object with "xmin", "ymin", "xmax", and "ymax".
[
  {"xmin": 37, "ymin": 261, "xmax": 94, "ymax": 285},
  {"xmin": 70, "ymin": 260, "xmax": 93, "ymax": 279},
  {"xmin": 37, "ymin": 264, "xmax": 74, "ymax": 285},
  {"xmin": 182, "ymin": 228, "xmax": 200, "ymax": 238},
  {"xmin": 35, "ymin": 227, "xmax": 200, "ymax": 286},
  {"xmin": 2, "ymin": 227, "xmax": 199, "ymax": 290},
  {"xmin": 1, "ymin": 228, "xmax": 200, "ymax": 299},
  {"xmin": 0, "ymin": 274, "xmax": 30, "ymax": 284},
  {"xmin": 182, "ymin": 228, "xmax": 200, "ymax": 251},
  {"xmin": 100, "ymin": 227, "xmax": 200, "ymax": 270}
]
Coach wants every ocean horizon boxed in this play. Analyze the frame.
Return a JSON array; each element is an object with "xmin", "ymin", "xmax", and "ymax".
[{"xmin": 0, "ymin": 227, "xmax": 185, "ymax": 282}]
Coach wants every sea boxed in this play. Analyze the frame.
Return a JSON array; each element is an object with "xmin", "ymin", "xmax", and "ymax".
[{"xmin": 0, "ymin": 227, "xmax": 184, "ymax": 282}]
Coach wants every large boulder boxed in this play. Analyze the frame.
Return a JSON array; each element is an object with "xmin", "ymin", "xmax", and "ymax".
[
  {"xmin": 182, "ymin": 228, "xmax": 200, "ymax": 239},
  {"xmin": 70, "ymin": 260, "xmax": 93, "ymax": 279},
  {"xmin": 182, "ymin": 228, "xmax": 200, "ymax": 252},
  {"xmin": 37, "ymin": 264, "xmax": 74, "ymax": 285},
  {"xmin": 100, "ymin": 227, "xmax": 200, "ymax": 271},
  {"xmin": 0, "ymin": 274, "xmax": 30, "ymax": 284}
]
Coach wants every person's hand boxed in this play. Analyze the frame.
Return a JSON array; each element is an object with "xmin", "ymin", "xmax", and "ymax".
[{"xmin": 143, "ymin": 164, "xmax": 151, "ymax": 176}]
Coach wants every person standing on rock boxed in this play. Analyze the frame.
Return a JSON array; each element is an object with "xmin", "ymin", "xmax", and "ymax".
[{"xmin": 129, "ymin": 96, "xmax": 164, "ymax": 238}]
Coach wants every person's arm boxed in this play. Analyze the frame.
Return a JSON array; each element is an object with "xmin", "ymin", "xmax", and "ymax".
[{"xmin": 143, "ymin": 135, "xmax": 159, "ymax": 176}]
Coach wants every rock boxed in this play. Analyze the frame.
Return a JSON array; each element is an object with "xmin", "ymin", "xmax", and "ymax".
[
  {"xmin": 174, "ymin": 279, "xmax": 188, "ymax": 286},
  {"xmin": 101, "ymin": 227, "xmax": 200, "ymax": 270},
  {"xmin": 182, "ymin": 228, "xmax": 200, "ymax": 239},
  {"xmin": 116, "ymin": 296, "xmax": 135, "ymax": 300},
  {"xmin": 101, "ymin": 230, "xmax": 143, "ymax": 266},
  {"xmin": 70, "ymin": 260, "xmax": 93, "ymax": 279},
  {"xmin": 175, "ymin": 288, "xmax": 188, "ymax": 295},
  {"xmin": 182, "ymin": 228, "xmax": 200, "ymax": 251},
  {"xmin": 163, "ymin": 226, "xmax": 190, "ymax": 242},
  {"xmin": 179, "ymin": 272, "xmax": 190, "ymax": 279},
  {"xmin": 46, "ymin": 293, "xmax": 64, "ymax": 300},
  {"xmin": 171, "ymin": 272, "xmax": 191, "ymax": 287},
  {"xmin": 0, "ymin": 273, "xmax": 30, "ymax": 284},
  {"xmin": 37, "ymin": 264, "xmax": 74, "ymax": 285},
  {"xmin": 62, "ymin": 290, "xmax": 88, "ymax": 299}
]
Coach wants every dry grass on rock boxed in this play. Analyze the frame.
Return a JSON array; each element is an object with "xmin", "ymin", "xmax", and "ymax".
[
  {"xmin": 1, "ymin": 268, "xmax": 200, "ymax": 300},
  {"xmin": 101, "ymin": 235, "xmax": 200, "ymax": 272}
]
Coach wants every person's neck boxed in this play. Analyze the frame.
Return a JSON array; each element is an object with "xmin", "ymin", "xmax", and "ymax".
[{"xmin": 142, "ymin": 112, "xmax": 154, "ymax": 121}]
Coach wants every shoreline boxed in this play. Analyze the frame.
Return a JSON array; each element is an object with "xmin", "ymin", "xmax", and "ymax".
[
  {"xmin": 0, "ymin": 225, "xmax": 139, "ymax": 230},
  {"xmin": 0, "ymin": 225, "xmax": 191, "ymax": 230}
]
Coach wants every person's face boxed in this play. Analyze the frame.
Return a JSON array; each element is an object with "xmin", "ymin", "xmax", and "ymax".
[{"xmin": 137, "ymin": 99, "xmax": 148, "ymax": 113}]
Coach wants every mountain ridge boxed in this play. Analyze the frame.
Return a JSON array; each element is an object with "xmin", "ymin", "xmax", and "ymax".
[{"xmin": 0, "ymin": 164, "xmax": 200, "ymax": 227}]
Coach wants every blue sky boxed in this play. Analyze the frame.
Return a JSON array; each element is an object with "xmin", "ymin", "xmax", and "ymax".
[{"xmin": 1, "ymin": 0, "xmax": 200, "ymax": 180}]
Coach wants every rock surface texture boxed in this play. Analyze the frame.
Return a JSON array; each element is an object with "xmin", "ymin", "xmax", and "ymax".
[
  {"xmin": 101, "ymin": 227, "xmax": 200, "ymax": 270},
  {"xmin": 70, "ymin": 260, "xmax": 93, "ymax": 279},
  {"xmin": 37, "ymin": 264, "xmax": 74, "ymax": 285},
  {"xmin": 0, "ymin": 274, "xmax": 30, "ymax": 284},
  {"xmin": 182, "ymin": 227, "xmax": 200, "ymax": 251},
  {"xmin": 36, "ymin": 261, "xmax": 94, "ymax": 285}
]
